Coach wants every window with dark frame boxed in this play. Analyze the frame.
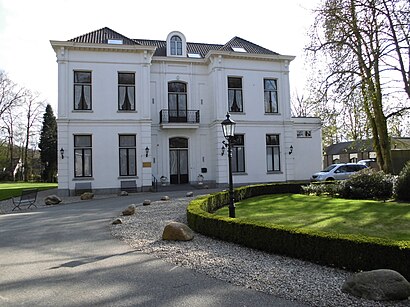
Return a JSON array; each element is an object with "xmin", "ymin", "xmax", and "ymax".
[
  {"xmin": 232, "ymin": 134, "xmax": 245, "ymax": 173},
  {"xmin": 266, "ymin": 134, "xmax": 281, "ymax": 172},
  {"xmin": 264, "ymin": 79, "xmax": 278, "ymax": 113},
  {"xmin": 170, "ymin": 35, "xmax": 182, "ymax": 55},
  {"xmin": 119, "ymin": 135, "xmax": 136, "ymax": 176},
  {"xmin": 74, "ymin": 71, "xmax": 92, "ymax": 110},
  {"xmin": 118, "ymin": 73, "xmax": 135, "ymax": 111},
  {"xmin": 228, "ymin": 77, "xmax": 243, "ymax": 113},
  {"xmin": 74, "ymin": 135, "xmax": 92, "ymax": 177},
  {"xmin": 168, "ymin": 82, "xmax": 187, "ymax": 121}
]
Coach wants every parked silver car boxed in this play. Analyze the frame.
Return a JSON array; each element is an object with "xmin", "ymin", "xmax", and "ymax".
[{"xmin": 311, "ymin": 163, "xmax": 368, "ymax": 181}]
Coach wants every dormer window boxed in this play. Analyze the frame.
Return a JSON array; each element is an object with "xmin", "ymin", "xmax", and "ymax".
[
  {"xmin": 166, "ymin": 31, "xmax": 187, "ymax": 57},
  {"xmin": 170, "ymin": 36, "xmax": 182, "ymax": 55}
]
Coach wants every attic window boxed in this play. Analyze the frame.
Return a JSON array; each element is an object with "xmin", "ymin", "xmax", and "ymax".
[
  {"xmin": 107, "ymin": 39, "xmax": 123, "ymax": 45},
  {"xmin": 232, "ymin": 47, "xmax": 247, "ymax": 53},
  {"xmin": 187, "ymin": 53, "xmax": 201, "ymax": 58}
]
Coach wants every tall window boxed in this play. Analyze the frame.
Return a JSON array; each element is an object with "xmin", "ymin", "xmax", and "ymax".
[
  {"xmin": 168, "ymin": 82, "xmax": 187, "ymax": 121},
  {"xmin": 228, "ymin": 77, "xmax": 243, "ymax": 113},
  {"xmin": 232, "ymin": 135, "xmax": 245, "ymax": 173},
  {"xmin": 264, "ymin": 79, "xmax": 278, "ymax": 113},
  {"xmin": 74, "ymin": 71, "xmax": 92, "ymax": 110},
  {"xmin": 170, "ymin": 35, "xmax": 182, "ymax": 55},
  {"xmin": 74, "ymin": 135, "xmax": 92, "ymax": 177},
  {"xmin": 119, "ymin": 135, "xmax": 136, "ymax": 176},
  {"xmin": 266, "ymin": 134, "xmax": 281, "ymax": 172},
  {"xmin": 118, "ymin": 73, "xmax": 135, "ymax": 111}
]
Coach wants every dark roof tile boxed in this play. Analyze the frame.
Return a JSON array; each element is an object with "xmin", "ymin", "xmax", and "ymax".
[
  {"xmin": 69, "ymin": 27, "xmax": 138, "ymax": 45},
  {"xmin": 68, "ymin": 28, "xmax": 279, "ymax": 57}
]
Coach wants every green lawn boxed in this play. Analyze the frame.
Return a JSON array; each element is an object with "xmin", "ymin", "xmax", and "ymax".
[
  {"xmin": 0, "ymin": 182, "xmax": 58, "ymax": 201},
  {"xmin": 214, "ymin": 194, "xmax": 410, "ymax": 242}
]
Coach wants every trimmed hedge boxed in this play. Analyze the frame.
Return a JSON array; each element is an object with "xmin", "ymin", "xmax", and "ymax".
[{"xmin": 187, "ymin": 183, "xmax": 410, "ymax": 280}]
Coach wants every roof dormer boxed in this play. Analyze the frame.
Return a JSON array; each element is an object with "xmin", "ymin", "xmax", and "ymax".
[{"xmin": 166, "ymin": 31, "xmax": 187, "ymax": 57}]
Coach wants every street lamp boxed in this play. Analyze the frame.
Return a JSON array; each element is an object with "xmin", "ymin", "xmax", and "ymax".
[{"xmin": 221, "ymin": 112, "xmax": 236, "ymax": 218}]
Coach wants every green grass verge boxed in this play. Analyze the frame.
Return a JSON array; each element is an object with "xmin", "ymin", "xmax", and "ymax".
[
  {"xmin": 214, "ymin": 194, "xmax": 410, "ymax": 242},
  {"xmin": 0, "ymin": 182, "xmax": 58, "ymax": 201}
]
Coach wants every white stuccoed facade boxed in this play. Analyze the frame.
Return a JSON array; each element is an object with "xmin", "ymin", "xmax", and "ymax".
[{"xmin": 51, "ymin": 28, "xmax": 322, "ymax": 196}]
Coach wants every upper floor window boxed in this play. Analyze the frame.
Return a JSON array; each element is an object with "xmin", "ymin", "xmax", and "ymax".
[
  {"xmin": 170, "ymin": 35, "xmax": 183, "ymax": 56},
  {"xmin": 264, "ymin": 79, "xmax": 278, "ymax": 113},
  {"xmin": 232, "ymin": 134, "xmax": 245, "ymax": 173},
  {"xmin": 74, "ymin": 71, "xmax": 92, "ymax": 110},
  {"xmin": 168, "ymin": 82, "xmax": 187, "ymax": 121},
  {"xmin": 118, "ymin": 73, "xmax": 135, "ymax": 111},
  {"xmin": 266, "ymin": 134, "xmax": 281, "ymax": 172},
  {"xmin": 119, "ymin": 134, "xmax": 136, "ymax": 176},
  {"xmin": 228, "ymin": 77, "xmax": 243, "ymax": 113},
  {"xmin": 74, "ymin": 135, "xmax": 92, "ymax": 177}
]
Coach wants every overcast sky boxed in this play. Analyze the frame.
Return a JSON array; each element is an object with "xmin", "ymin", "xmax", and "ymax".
[{"xmin": 0, "ymin": 0, "xmax": 319, "ymax": 111}]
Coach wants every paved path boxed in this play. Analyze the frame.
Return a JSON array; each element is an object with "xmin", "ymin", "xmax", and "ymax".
[{"xmin": 0, "ymin": 190, "xmax": 305, "ymax": 306}]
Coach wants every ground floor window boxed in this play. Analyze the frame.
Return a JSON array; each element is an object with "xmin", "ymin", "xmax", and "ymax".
[
  {"xmin": 119, "ymin": 135, "xmax": 136, "ymax": 176},
  {"xmin": 232, "ymin": 134, "xmax": 245, "ymax": 173},
  {"xmin": 74, "ymin": 135, "xmax": 92, "ymax": 177},
  {"xmin": 266, "ymin": 134, "xmax": 280, "ymax": 172}
]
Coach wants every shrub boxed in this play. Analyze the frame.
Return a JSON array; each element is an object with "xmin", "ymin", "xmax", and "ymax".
[
  {"xmin": 302, "ymin": 182, "xmax": 342, "ymax": 197},
  {"xmin": 395, "ymin": 161, "xmax": 410, "ymax": 201},
  {"xmin": 339, "ymin": 168, "xmax": 394, "ymax": 200}
]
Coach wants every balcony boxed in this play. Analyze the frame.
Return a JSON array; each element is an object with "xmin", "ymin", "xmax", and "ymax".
[{"xmin": 159, "ymin": 109, "xmax": 200, "ymax": 129}]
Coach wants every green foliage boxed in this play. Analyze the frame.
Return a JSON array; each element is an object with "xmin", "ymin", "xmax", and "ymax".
[
  {"xmin": 302, "ymin": 181, "xmax": 342, "ymax": 197},
  {"xmin": 396, "ymin": 161, "xmax": 410, "ymax": 201},
  {"xmin": 38, "ymin": 104, "xmax": 57, "ymax": 182},
  {"xmin": 339, "ymin": 168, "xmax": 394, "ymax": 200}
]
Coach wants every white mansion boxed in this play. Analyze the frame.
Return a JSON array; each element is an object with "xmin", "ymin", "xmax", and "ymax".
[{"xmin": 50, "ymin": 27, "xmax": 322, "ymax": 196}]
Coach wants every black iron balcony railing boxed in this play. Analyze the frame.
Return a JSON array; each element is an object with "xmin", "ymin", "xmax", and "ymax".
[{"xmin": 159, "ymin": 109, "xmax": 200, "ymax": 124}]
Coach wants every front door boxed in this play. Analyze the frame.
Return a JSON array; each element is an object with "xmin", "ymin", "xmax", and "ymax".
[{"xmin": 169, "ymin": 137, "xmax": 189, "ymax": 184}]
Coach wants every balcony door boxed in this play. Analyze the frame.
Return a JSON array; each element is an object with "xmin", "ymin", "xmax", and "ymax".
[
  {"xmin": 169, "ymin": 137, "xmax": 189, "ymax": 184},
  {"xmin": 168, "ymin": 82, "xmax": 187, "ymax": 122}
]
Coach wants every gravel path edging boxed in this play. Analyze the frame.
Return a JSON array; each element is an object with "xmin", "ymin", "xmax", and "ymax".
[{"xmin": 111, "ymin": 196, "xmax": 409, "ymax": 307}]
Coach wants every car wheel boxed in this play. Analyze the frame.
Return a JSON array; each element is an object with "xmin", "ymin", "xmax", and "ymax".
[{"xmin": 326, "ymin": 177, "xmax": 335, "ymax": 181}]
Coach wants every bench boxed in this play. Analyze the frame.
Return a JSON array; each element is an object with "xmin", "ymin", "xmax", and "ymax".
[
  {"xmin": 120, "ymin": 180, "xmax": 138, "ymax": 193},
  {"xmin": 74, "ymin": 182, "xmax": 92, "ymax": 196},
  {"xmin": 12, "ymin": 189, "xmax": 38, "ymax": 211}
]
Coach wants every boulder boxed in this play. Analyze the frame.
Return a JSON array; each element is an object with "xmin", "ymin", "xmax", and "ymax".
[
  {"xmin": 44, "ymin": 195, "xmax": 62, "ymax": 205},
  {"xmin": 80, "ymin": 192, "xmax": 94, "ymax": 200},
  {"xmin": 122, "ymin": 205, "xmax": 136, "ymax": 216},
  {"xmin": 162, "ymin": 222, "xmax": 194, "ymax": 241},
  {"xmin": 112, "ymin": 218, "xmax": 122, "ymax": 225},
  {"xmin": 186, "ymin": 191, "xmax": 194, "ymax": 197},
  {"xmin": 119, "ymin": 191, "xmax": 128, "ymax": 196},
  {"xmin": 161, "ymin": 195, "xmax": 170, "ymax": 201},
  {"xmin": 342, "ymin": 269, "xmax": 410, "ymax": 301},
  {"xmin": 143, "ymin": 199, "xmax": 151, "ymax": 206}
]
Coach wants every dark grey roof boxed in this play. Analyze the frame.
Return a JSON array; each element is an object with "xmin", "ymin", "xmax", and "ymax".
[
  {"xmin": 219, "ymin": 36, "xmax": 278, "ymax": 55},
  {"xmin": 68, "ymin": 27, "xmax": 138, "ymax": 45},
  {"xmin": 67, "ymin": 27, "xmax": 279, "ymax": 58},
  {"xmin": 325, "ymin": 138, "xmax": 410, "ymax": 155}
]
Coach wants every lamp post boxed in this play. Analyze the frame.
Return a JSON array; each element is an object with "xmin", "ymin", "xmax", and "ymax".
[{"xmin": 221, "ymin": 112, "xmax": 236, "ymax": 218}]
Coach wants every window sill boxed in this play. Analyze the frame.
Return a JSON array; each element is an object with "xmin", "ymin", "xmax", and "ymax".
[
  {"xmin": 267, "ymin": 171, "xmax": 283, "ymax": 175},
  {"xmin": 118, "ymin": 176, "xmax": 139, "ymax": 179},
  {"xmin": 117, "ymin": 110, "xmax": 137, "ymax": 113},
  {"xmin": 264, "ymin": 112, "xmax": 281, "ymax": 116},
  {"xmin": 229, "ymin": 112, "xmax": 245, "ymax": 115},
  {"xmin": 233, "ymin": 172, "xmax": 247, "ymax": 176},
  {"xmin": 72, "ymin": 110, "xmax": 93, "ymax": 113},
  {"xmin": 72, "ymin": 177, "xmax": 94, "ymax": 181}
]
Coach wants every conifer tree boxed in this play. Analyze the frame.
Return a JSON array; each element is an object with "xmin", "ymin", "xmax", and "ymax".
[{"xmin": 38, "ymin": 104, "xmax": 57, "ymax": 182}]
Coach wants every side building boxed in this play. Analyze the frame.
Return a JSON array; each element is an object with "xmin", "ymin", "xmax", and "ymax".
[{"xmin": 50, "ymin": 27, "xmax": 322, "ymax": 196}]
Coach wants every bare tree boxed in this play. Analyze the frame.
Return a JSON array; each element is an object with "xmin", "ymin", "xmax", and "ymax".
[
  {"xmin": 307, "ymin": 0, "xmax": 410, "ymax": 173},
  {"xmin": 0, "ymin": 71, "xmax": 25, "ymax": 118},
  {"xmin": 21, "ymin": 91, "xmax": 45, "ymax": 181}
]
